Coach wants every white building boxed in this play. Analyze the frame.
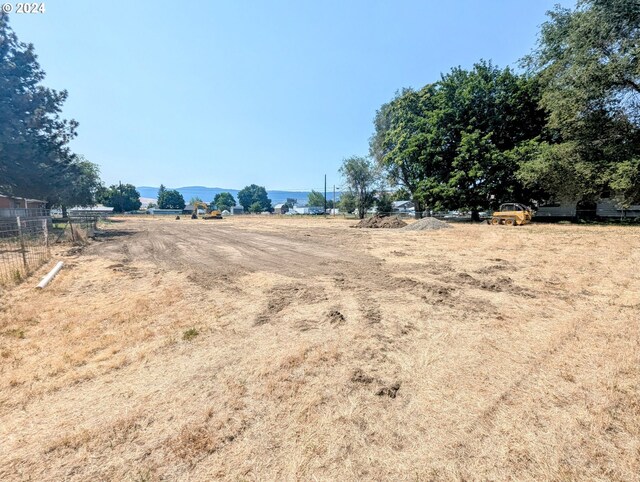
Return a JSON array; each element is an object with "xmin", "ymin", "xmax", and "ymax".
[{"xmin": 392, "ymin": 200, "xmax": 415, "ymax": 213}]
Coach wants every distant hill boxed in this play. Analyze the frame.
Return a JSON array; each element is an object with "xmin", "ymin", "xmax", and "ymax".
[{"xmin": 136, "ymin": 186, "xmax": 338, "ymax": 205}]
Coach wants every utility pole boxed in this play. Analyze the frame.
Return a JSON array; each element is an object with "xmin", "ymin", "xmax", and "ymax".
[
  {"xmin": 324, "ymin": 174, "xmax": 327, "ymax": 215},
  {"xmin": 333, "ymin": 185, "xmax": 336, "ymax": 216},
  {"xmin": 119, "ymin": 181, "xmax": 124, "ymax": 214}
]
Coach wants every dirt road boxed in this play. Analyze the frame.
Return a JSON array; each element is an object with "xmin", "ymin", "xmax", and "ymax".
[
  {"xmin": 101, "ymin": 218, "xmax": 372, "ymax": 277},
  {"xmin": 1, "ymin": 217, "xmax": 638, "ymax": 481}
]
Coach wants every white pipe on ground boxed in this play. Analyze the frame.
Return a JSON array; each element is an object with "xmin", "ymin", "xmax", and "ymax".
[{"xmin": 36, "ymin": 261, "xmax": 64, "ymax": 289}]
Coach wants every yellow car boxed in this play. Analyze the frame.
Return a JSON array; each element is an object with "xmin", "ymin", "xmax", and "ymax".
[{"xmin": 489, "ymin": 203, "xmax": 532, "ymax": 226}]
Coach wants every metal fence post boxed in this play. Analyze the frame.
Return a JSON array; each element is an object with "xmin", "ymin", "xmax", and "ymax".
[
  {"xmin": 69, "ymin": 218, "xmax": 76, "ymax": 242},
  {"xmin": 43, "ymin": 218, "xmax": 49, "ymax": 252},
  {"xmin": 16, "ymin": 216, "xmax": 28, "ymax": 272}
]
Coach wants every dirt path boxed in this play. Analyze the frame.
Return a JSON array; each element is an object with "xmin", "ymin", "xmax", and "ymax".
[
  {"xmin": 1, "ymin": 217, "xmax": 638, "ymax": 481},
  {"xmin": 89, "ymin": 219, "xmax": 374, "ymax": 277}
]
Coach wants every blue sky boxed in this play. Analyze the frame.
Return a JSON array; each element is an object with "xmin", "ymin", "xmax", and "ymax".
[{"xmin": 11, "ymin": 0, "xmax": 572, "ymax": 191}]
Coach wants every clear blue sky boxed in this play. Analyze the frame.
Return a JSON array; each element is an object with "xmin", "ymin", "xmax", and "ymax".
[{"xmin": 11, "ymin": 0, "xmax": 572, "ymax": 191}]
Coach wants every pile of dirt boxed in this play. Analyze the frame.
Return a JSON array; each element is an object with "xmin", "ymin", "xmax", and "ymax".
[
  {"xmin": 403, "ymin": 217, "xmax": 451, "ymax": 231},
  {"xmin": 353, "ymin": 215, "xmax": 407, "ymax": 229}
]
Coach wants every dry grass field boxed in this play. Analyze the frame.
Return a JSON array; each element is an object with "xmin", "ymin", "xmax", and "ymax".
[{"xmin": 0, "ymin": 216, "xmax": 639, "ymax": 481}]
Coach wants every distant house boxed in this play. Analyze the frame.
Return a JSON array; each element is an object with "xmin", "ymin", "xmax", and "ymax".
[
  {"xmin": 230, "ymin": 206, "xmax": 244, "ymax": 215},
  {"xmin": 68, "ymin": 205, "xmax": 114, "ymax": 217},
  {"xmin": 596, "ymin": 198, "xmax": 640, "ymax": 218},
  {"xmin": 182, "ymin": 204, "xmax": 206, "ymax": 215},
  {"xmin": 535, "ymin": 198, "xmax": 640, "ymax": 220},
  {"xmin": 534, "ymin": 200, "xmax": 577, "ymax": 219},
  {"xmin": 273, "ymin": 203, "xmax": 289, "ymax": 214},
  {"xmin": 0, "ymin": 194, "xmax": 48, "ymax": 218},
  {"xmin": 147, "ymin": 208, "xmax": 183, "ymax": 216},
  {"xmin": 291, "ymin": 206, "xmax": 323, "ymax": 215},
  {"xmin": 392, "ymin": 200, "xmax": 415, "ymax": 213}
]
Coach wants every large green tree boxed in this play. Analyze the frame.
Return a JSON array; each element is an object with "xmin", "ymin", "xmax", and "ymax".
[
  {"xmin": 47, "ymin": 156, "xmax": 103, "ymax": 215},
  {"xmin": 238, "ymin": 184, "xmax": 272, "ymax": 212},
  {"xmin": 339, "ymin": 156, "xmax": 378, "ymax": 219},
  {"xmin": 520, "ymin": 0, "xmax": 640, "ymax": 204},
  {"xmin": 372, "ymin": 62, "xmax": 546, "ymax": 220},
  {"xmin": 211, "ymin": 192, "xmax": 236, "ymax": 211},
  {"xmin": 370, "ymin": 87, "xmax": 437, "ymax": 217},
  {"xmin": 0, "ymin": 14, "xmax": 81, "ymax": 200},
  {"xmin": 98, "ymin": 184, "xmax": 142, "ymax": 213},
  {"xmin": 158, "ymin": 189, "xmax": 185, "ymax": 210}
]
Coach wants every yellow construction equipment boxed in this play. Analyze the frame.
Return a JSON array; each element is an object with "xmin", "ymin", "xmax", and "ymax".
[
  {"xmin": 191, "ymin": 201, "xmax": 222, "ymax": 220},
  {"xmin": 488, "ymin": 203, "xmax": 532, "ymax": 226}
]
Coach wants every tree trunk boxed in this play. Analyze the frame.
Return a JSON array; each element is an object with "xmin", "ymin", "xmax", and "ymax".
[
  {"xmin": 62, "ymin": 205, "xmax": 68, "ymax": 218},
  {"xmin": 413, "ymin": 199, "xmax": 423, "ymax": 219},
  {"xmin": 471, "ymin": 208, "xmax": 480, "ymax": 222}
]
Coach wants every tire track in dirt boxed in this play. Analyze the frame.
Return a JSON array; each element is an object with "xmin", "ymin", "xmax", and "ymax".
[
  {"xmin": 448, "ymin": 309, "xmax": 595, "ymax": 459},
  {"xmin": 135, "ymin": 222, "xmax": 367, "ymax": 278}
]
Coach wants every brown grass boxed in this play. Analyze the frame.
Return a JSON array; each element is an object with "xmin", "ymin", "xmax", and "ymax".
[{"xmin": 0, "ymin": 216, "xmax": 638, "ymax": 481}]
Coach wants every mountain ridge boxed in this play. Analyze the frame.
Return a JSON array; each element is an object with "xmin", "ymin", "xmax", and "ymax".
[{"xmin": 136, "ymin": 186, "xmax": 336, "ymax": 205}]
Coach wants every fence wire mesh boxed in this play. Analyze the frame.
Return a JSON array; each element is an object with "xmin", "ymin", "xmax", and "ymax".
[
  {"xmin": 0, "ymin": 215, "xmax": 99, "ymax": 286},
  {"xmin": 0, "ymin": 216, "xmax": 51, "ymax": 285}
]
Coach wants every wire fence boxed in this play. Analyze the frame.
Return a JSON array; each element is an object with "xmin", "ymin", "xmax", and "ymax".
[
  {"xmin": 0, "ymin": 216, "xmax": 51, "ymax": 285},
  {"xmin": 0, "ymin": 215, "xmax": 99, "ymax": 286},
  {"xmin": 54, "ymin": 216, "xmax": 99, "ymax": 244}
]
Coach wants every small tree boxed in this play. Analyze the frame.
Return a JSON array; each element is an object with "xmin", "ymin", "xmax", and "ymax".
[
  {"xmin": 376, "ymin": 193, "xmax": 393, "ymax": 216},
  {"xmin": 285, "ymin": 198, "xmax": 297, "ymax": 208},
  {"xmin": 189, "ymin": 196, "xmax": 203, "ymax": 205},
  {"xmin": 157, "ymin": 184, "xmax": 166, "ymax": 203},
  {"xmin": 307, "ymin": 190, "xmax": 326, "ymax": 207},
  {"xmin": 339, "ymin": 156, "xmax": 378, "ymax": 219},
  {"xmin": 338, "ymin": 191, "xmax": 356, "ymax": 213}
]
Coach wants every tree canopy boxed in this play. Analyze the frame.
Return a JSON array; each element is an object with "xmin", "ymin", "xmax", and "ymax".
[
  {"xmin": 366, "ymin": 1, "xmax": 640, "ymax": 215},
  {"xmin": 158, "ymin": 188, "xmax": 185, "ymax": 210},
  {"xmin": 46, "ymin": 156, "xmax": 102, "ymax": 209},
  {"xmin": 339, "ymin": 156, "xmax": 378, "ymax": 219},
  {"xmin": 520, "ymin": 0, "xmax": 640, "ymax": 204},
  {"xmin": 307, "ymin": 190, "xmax": 326, "ymax": 208},
  {"xmin": 0, "ymin": 14, "xmax": 101, "ymax": 204},
  {"xmin": 98, "ymin": 184, "xmax": 141, "ymax": 213},
  {"xmin": 338, "ymin": 191, "xmax": 356, "ymax": 214},
  {"xmin": 371, "ymin": 61, "xmax": 546, "ymax": 219},
  {"xmin": 211, "ymin": 192, "xmax": 236, "ymax": 212},
  {"xmin": 238, "ymin": 184, "xmax": 272, "ymax": 212}
]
